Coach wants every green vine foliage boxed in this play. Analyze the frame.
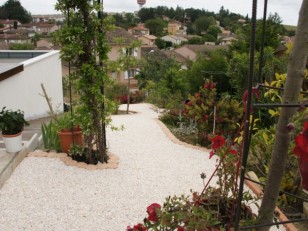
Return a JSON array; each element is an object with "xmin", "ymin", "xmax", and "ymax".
[{"xmin": 54, "ymin": 0, "xmax": 116, "ymax": 162}]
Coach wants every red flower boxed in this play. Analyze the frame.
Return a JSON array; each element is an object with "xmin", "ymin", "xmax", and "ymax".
[
  {"xmin": 211, "ymin": 136, "xmax": 226, "ymax": 149},
  {"xmin": 304, "ymin": 121, "xmax": 308, "ymax": 132},
  {"xmin": 146, "ymin": 203, "xmax": 161, "ymax": 222},
  {"xmin": 177, "ymin": 226, "xmax": 186, "ymax": 231},
  {"xmin": 293, "ymin": 121, "xmax": 308, "ymax": 161},
  {"xmin": 229, "ymin": 149, "xmax": 237, "ymax": 155},
  {"xmin": 195, "ymin": 93, "xmax": 200, "ymax": 98},
  {"xmin": 133, "ymin": 223, "xmax": 147, "ymax": 231},
  {"xmin": 147, "ymin": 203, "xmax": 161, "ymax": 214}
]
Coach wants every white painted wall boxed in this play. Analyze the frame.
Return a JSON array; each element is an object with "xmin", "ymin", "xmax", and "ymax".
[{"xmin": 0, "ymin": 50, "xmax": 63, "ymax": 120}]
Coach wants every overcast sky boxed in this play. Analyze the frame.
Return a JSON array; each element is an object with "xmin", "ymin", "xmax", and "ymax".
[{"xmin": 0, "ymin": 0, "xmax": 302, "ymax": 26}]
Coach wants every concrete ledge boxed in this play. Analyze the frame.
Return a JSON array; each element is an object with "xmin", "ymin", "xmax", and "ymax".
[{"xmin": 0, "ymin": 147, "xmax": 28, "ymax": 189}]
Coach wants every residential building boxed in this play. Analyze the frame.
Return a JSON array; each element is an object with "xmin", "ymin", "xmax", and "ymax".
[
  {"xmin": 0, "ymin": 34, "xmax": 31, "ymax": 44},
  {"xmin": 173, "ymin": 44, "xmax": 229, "ymax": 62},
  {"xmin": 167, "ymin": 20, "xmax": 182, "ymax": 35},
  {"xmin": 0, "ymin": 20, "xmax": 21, "ymax": 29},
  {"xmin": 105, "ymin": 27, "xmax": 141, "ymax": 92},
  {"xmin": 220, "ymin": 36, "xmax": 237, "ymax": 45},
  {"xmin": 137, "ymin": 34, "xmax": 157, "ymax": 46},
  {"xmin": 128, "ymin": 25, "xmax": 150, "ymax": 36},
  {"xmin": 161, "ymin": 35, "xmax": 188, "ymax": 46},
  {"xmin": 21, "ymin": 23, "xmax": 59, "ymax": 35}
]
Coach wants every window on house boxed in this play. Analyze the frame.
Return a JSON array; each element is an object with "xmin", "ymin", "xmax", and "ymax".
[
  {"xmin": 123, "ymin": 47, "xmax": 138, "ymax": 57},
  {"xmin": 111, "ymin": 71, "xmax": 117, "ymax": 80},
  {"xmin": 124, "ymin": 68, "xmax": 139, "ymax": 79}
]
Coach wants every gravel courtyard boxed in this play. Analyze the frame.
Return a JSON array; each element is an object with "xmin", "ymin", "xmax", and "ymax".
[{"xmin": 0, "ymin": 104, "xmax": 218, "ymax": 231}]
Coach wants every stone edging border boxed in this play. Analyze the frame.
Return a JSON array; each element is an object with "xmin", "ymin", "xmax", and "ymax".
[
  {"xmin": 155, "ymin": 119, "xmax": 210, "ymax": 152},
  {"xmin": 27, "ymin": 150, "xmax": 120, "ymax": 170},
  {"xmin": 155, "ymin": 118, "xmax": 297, "ymax": 231}
]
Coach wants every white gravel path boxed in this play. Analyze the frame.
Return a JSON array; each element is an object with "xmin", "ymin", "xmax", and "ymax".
[{"xmin": 0, "ymin": 104, "xmax": 284, "ymax": 231}]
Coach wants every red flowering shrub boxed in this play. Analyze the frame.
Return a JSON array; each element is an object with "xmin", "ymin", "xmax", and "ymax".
[
  {"xmin": 184, "ymin": 79, "xmax": 243, "ymax": 146},
  {"xmin": 209, "ymin": 135, "xmax": 239, "ymax": 198}
]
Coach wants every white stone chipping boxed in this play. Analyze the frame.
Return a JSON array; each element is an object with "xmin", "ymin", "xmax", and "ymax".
[{"xmin": 0, "ymin": 104, "xmax": 284, "ymax": 231}]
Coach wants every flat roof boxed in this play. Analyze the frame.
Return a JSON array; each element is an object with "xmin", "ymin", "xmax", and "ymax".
[{"xmin": 0, "ymin": 51, "xmax": 47, "ymax": 81}]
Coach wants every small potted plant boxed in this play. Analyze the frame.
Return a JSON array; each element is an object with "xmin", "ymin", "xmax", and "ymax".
[
  {"xmin": 56, "ymin": 112, "xmax": 84, "ymax": 154},
  {"xmin": 0, "ymin": 107, "xmax": 29, "ymax": 153}
]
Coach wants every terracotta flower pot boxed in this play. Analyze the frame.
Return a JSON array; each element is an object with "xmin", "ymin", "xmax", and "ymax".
[{"xmin": 57, "ymin": 127, "xmax": 84, "ymax": 153}]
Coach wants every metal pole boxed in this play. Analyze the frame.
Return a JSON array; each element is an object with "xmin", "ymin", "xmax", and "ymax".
[
  {"xmin": 234, "ymin": 0, "xmax": 258, "ymax": 230},
  {"xmin": 257, "ymin": 0, "xmax": 268, "ymax": 83},
  {"xmin": 98, "ymin": 0, "xmax": 107, "ymax": 158}
]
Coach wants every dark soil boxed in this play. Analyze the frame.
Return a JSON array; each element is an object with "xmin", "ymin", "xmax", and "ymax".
[{"xmin": 71, "ymin": 148, "xmax": 99, "ymax": 165}]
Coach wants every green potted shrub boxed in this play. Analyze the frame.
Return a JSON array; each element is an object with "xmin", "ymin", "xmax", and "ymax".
[{"xmin": 0, "ymin": 107, "xmax": 29, "ymax": 153}]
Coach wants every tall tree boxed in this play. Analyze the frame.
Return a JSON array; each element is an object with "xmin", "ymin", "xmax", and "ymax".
[
  {"xmin": 145, "ymin": 18, "xmax": 166, "ymax": 36},
  {"xmin": 257, "ymin": 1, "xmax": 308, "ymax": 230},
  {"xmin": 0, "ymin": 0, "xmax": 31, "ymax": 23},
  {"xmin": 193, "ymin": 16, "xmax": 216, "ymax": 35}
]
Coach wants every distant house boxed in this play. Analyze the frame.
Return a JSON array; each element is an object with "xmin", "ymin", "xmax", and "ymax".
[
  {"xmin": 161, "ymin": 35, "xmax": 188, "ymax": 46},
  {"xmin": 128, "ymin": 25, "xmax": 150, "ymax": 36},
  {"xmin": 0, "ymin": 33, "xmax": 31, "ymax": 44},
  {"xmin": 220, "ymin": 36, "xmax": 237, "ymax": 45},
  {"xmin": 238, "ymin": 18, "xmax": 246, "ymax": 24},
  {"xmin": 167, "ymin": 20, "xmax": 182, "ymax": 35},
  {"xmin": 217, "ymin": 30, "xmax": 232, "ymax": 39},
  {"xmin": 137, "ymin": 34, "xmax": 157, "ymax": 46},
  {"xmin": 21, "ymin": 23, "xmax": 59, "ymax": 35},
  {"xmin": 173, "ymin": 44, "xmax": 229, "ymax": 62},
  {"xmin": 106, "ymin": 27, "xmax": 142, "ymax": 92},
  {"xmin": 32, "ymin": 14, "xmax": 65, "ymax": 24},
  {"xmin": 5, "ymin": 29, "xmax": 35, "ymax": 37},
  {"xmin": 163, "ymin": 49, "xmax": 189, "ymax": 70},
  {"xmin": 0, "ymin": 19, "xmax": 21, "ymax": 29}
]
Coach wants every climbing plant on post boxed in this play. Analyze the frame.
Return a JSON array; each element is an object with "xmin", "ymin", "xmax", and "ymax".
[{"xmin": 54, "ymin": 0, "xmax": 115, "ymax": 163}]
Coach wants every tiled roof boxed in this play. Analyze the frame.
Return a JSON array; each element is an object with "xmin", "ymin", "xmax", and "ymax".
[
  {"xmin": 140, "ymin": 46, "xmax": 168, "ymax": 60},
  {"xmin": 22, "ymin": 23, "xmax": 56, "ymax": 28},
  {"xmin": 179, "ymin": 44, "xmax": 229, "ymax": 53},
  {"xmin": 140, "ymin": 34, "xmax": 157, "ymax": 40},
  {"xmin": 162, "ymin": 50, "xmax": 188, "ymax": 63},
  {"xmin": 106, "ymin": 27, "xmax": 138, "ymax": 45},
  {"xmin": 5, "ymin": 29, "xmax": 35, "ymax": 34},
  {"xmin": 0, "ymin": 20, "xmax": 19, "ymax": 24},
  {"xmin": 131, "ymin": 26, "xmax": 149, "ymax": 31},
  {"xmin": 0, "ymin": 34, "xmax": 28, "ymax": 40}
]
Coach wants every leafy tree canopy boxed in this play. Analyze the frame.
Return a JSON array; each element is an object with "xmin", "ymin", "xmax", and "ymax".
[
  {"xmin": 145, "ymin": 18, "xmax": 166, "ymax": 36},
  {"xmin": 0, "ymin": 0, "xmax": 32, "ymax": 23}
]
